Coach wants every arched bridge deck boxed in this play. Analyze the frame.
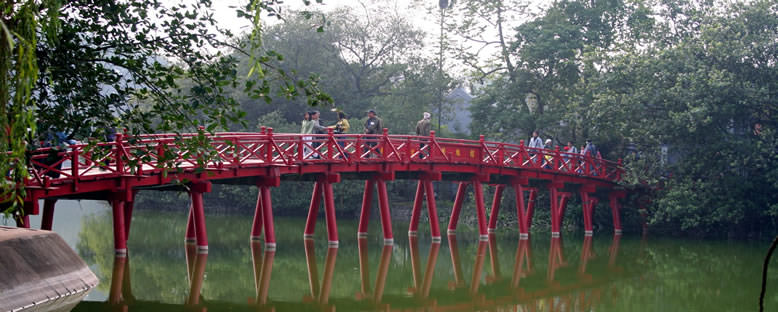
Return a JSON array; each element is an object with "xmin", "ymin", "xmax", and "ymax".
[{"xmin": 18, "ymin": 129, "xmax": 627, "ymax": 253}]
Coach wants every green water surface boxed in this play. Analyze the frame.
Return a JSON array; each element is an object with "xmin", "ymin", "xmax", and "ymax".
[{"xmin": 17, "ymin": 201, "xmax": 778, "ymax": 312}]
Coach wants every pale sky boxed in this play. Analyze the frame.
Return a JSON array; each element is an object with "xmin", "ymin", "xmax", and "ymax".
[{"xmin": 199, "ymin": 0, "xmax": 548, "ymax": 78}]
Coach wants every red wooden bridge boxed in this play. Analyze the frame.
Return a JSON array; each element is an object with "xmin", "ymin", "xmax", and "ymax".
[{"xmin": 17, "ymin": 128, "xmax": 626, "ymax": 253}]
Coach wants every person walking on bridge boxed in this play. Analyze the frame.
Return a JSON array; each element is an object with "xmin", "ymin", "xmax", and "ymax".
[
  {"xmin": 528, "ymin": 131, "xmax": 544, "ymax": 165},
  {"xmin": 310, "ymin": 111, "xmax": 328, "ymax": 159},
  {"xmin": 416, "ymin": 112, "xmax": 431, "ymax": 159},
  {"xmin": 328, "ymin": 111, "xmax": 350, "ymax": 158},
  {"xmin": 528, "ymin": 131, "xmax": 544, "ymax": 149},
  {"xmin": 364, "ymin": 109, "xmax": 383, "ymax": 158},
  {"xmin": 301, "ymin": 112, "xmax": 314, "ymax": 159}
]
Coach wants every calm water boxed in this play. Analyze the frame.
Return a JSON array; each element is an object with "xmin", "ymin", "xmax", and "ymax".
[{"xmin": 10, "ymin": 200, "xmax": 778, "ymax": 311}]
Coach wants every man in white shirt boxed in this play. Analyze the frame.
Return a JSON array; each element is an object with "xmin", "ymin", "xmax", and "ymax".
[{"xmin": 528, "ymin": 131, "xmax": 544, "ymax": 149}]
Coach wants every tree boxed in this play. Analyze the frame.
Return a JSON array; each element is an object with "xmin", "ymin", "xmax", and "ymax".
[
  {"xmin": 231, "ymin": 6, "xmax": 441, "ymax": 133},
  {"xmin": 590, "ymin": 0, "xmax": 778, "ymax": 236},
  {"xmin": 0, "ymin": 0, "xmax": 330, "ymax": 215}
]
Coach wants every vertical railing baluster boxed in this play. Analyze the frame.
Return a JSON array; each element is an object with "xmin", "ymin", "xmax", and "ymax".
[
  {"xmin": 405, "ymin": 136, "xmax": 412, "ymax": 162},
  {"xmin": 478, "ymin": 135, "xmax": 485, "ymax": 165},
  {"xmin": 355, "ymin": 136, "xmax": 362, "ymax": 162},
  {"xmin": 71, "ymin": 148, "xmax": 79, "ymax": 191},
  {"xmin": 497, "ymin": 143, "xmax": 504, "ymax": 167},
  {"xmin": 382, "ymin": 128, "xmax": 389, "ymax": 160},
  {"xmin": 266, "ymin": 128, "xmax": 274, "ymax": 163},
  {"xmin": 430, "ymin": 131, "xmax": 437, "ymax": 160},
  {"xmin": 115, "ymin": 133, "xmax": 124, "ymax": 175},
  {"xmin": 327, "ymin": 128, "xmax": 334, "ymax": 161}
]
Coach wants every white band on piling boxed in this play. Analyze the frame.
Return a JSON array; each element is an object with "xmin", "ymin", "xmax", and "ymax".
[
  {"xmin": 519, "ymin": 233, "xmax": 529, "ymax": 240},
  {"xmin": 551, "ymin": 232, "xmax": 560, "ymax": 237},
  {"xmin": 447, "ymin": 229, "xmax": 456, "ymax": 234},
  {"xmin": 408, "ymin": 231, "xmax": 418, "ymax": 237},
  {"xmin": 479, "ymin": 234, "xmax": 489, "ymax": 241},
  {"xmin": 431, "ymin": 236, "xmax": 442, "ymax": 242},
  {"xmin": 198, "ymin": 245, "xmax": 209, "ymax": 251},
  {"xmin": 265, "ymin": 242, "xmax": 277, "ymax": 251},
  {"xmin": 357, "ymin": 232, "xmax": 368, "ymax": 238},
  {"xmin": 487, "ymin": 228, "xmax": 496, "ymax": 233},
  {"xmin": 115, "ymin": 249, "xmax": 127, "ymax": 256},
  {"xmin": 584, "ymin": 230, "xmax": 593, "ymax": 236},
  {"xmin": 383, "ymin": 238, "xmax": 394, "ymax": 245},
  {"xmin": 615, "ymin": 229, "xmax": 623, "ymax": 235},
  {"xmin": 328, "ymin": 240, "xmax": 339, "ymax": 246}
]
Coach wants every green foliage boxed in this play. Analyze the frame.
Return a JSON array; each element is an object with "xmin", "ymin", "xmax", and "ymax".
[
  {"xmin": 466, "ymin": 0, "xmax": 778, "ymax": 237},
  {"xmin": 0, "ymin": 0, "xmax": 330, "ymax": 216}
]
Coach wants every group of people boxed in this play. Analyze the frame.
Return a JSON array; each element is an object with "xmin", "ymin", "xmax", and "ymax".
[
  {"xmin": 528, "ymin": 130, "xmax": 601, "ymax": 173},
  {"xmin": 299, "ymin": 109, "xmax": 434, "ymax": 159},
  {"xmin": 528, "ymin": 131, "xmax": 599, "ymax": 157}
]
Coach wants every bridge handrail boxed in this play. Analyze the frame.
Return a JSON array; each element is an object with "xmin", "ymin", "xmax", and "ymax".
[{"xmin": 21, "ymin": 130, "xmax": 623, "ymax": 187}]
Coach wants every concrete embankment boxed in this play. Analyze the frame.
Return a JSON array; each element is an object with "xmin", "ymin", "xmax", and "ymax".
[{"xmin": 0, "ymin": 226, "xmax": 98, "ymax": 312}]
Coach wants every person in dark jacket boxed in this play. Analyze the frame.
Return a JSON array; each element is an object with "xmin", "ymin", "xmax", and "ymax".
[
  {"xmin": 415, "ymin": 112, "xmax": 431, "ymax": 159},
  {"xmin": 363, "ymin": 109, "xmax": 383, "ymax": 158}
]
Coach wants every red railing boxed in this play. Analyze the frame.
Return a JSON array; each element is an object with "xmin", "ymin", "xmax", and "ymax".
[{"xmin": 24, "ymin": 129, "xmax": 623, "ymax": 188}]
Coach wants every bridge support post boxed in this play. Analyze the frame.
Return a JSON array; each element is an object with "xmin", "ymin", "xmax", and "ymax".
[
  {"xmin": 15, "ymin": 214, "xmax": 30, "ymax": 228},
  {"xmin": 514, "ymin": 185, "xmax": 537, "ymax": 238},
  {"xmin": 408, "ymin": 181, "xmax": 424, "ymax": 236},
  {"xmin": 110, "ymin": 192, "xmax": 127, "ymax": 254},
  {"xmin": 41, "ymin": 199, "xmax": 57, "ymax": 230},
  {"xmin": 487, "ymin": 185, "xmax": 505, "ymax": 233},
  {"xmin": 123, "ymin": 191, "xmax": 136, "ymax": 240},
  {"xmin": 189, "ymin": 181, "xmax": 211, "ymax": 251},
  {"xmin": 376, "ymin": 179, "xmax": 394, "ymax": 244},
  {"xmin": 609, "ymin": 192, "xmax": 625, "ymax": 235},
  {"xmin": 423, "ymin": 179, "xmax": 441, "ymax": 241},
  {"xmin": 447, "ymin": 182, "xmax": 468, "ymax": 234},
  {"xmin": 303, "ymin": 174, "xmax": 340, "ymax": 246},
  {"xmin": 357, "ymin": 179, "xmax": 375, "ymax": 237},
  {"xmin": 580, "ymin": 188, "xmax": 598, "ymax": 236},
  {"xmin": 323, "ymin": 176, "xmax": 340, "ymax": 246},
  {"xmin": 549, "ymin": 184, "xmax": 571, "ymax": 237},
  {"xmin": 260, "ymin": 185, "xmax": 276, "ymax": 249},
  {"xmin": 304, "ymin": 182, "xmax": 323, "ymax": 238},
  {"xmin": 251, "ymin": 176, "xmax": 279, "ymax": 249},
  {"xmin": 472, "ymin": 180, "xmax": 489, "ymax": 240},
  {"xmin": 251, "ymin": 191, "xmax": 264, "ymax": 241},
  {"xmin": 409, "ymin": 172, "xmax": 441, "ymax": 241}
]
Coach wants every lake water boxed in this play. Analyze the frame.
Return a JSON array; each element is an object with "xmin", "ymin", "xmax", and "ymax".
[{"xmin": 7, "ymin": 199, "xmax": 777, "ymax": 311}]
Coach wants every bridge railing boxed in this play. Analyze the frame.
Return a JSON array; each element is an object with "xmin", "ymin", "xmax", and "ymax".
[{"xmin": 23, "ymin": 130, "xmax": 623, "ymax": 187}]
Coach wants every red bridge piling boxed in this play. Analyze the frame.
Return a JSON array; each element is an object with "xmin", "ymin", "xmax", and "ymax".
[
  {"xmin": 357, "ymin": 179, "xmax": 374, "ymax": 237},
  {"xmin": 487, "ymin": 185, "xmax": 505, "ymax": 233}
]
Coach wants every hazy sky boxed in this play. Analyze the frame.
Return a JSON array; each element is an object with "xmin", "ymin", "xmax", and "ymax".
[{"xmin": 190, "ymin": 0, "xmax": 548, "ymax": 77}]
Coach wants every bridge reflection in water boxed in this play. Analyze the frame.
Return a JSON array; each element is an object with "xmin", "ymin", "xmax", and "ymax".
[{"xmin": 88, "ymin": 234, "xmax": 633, "ymax": 312}]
